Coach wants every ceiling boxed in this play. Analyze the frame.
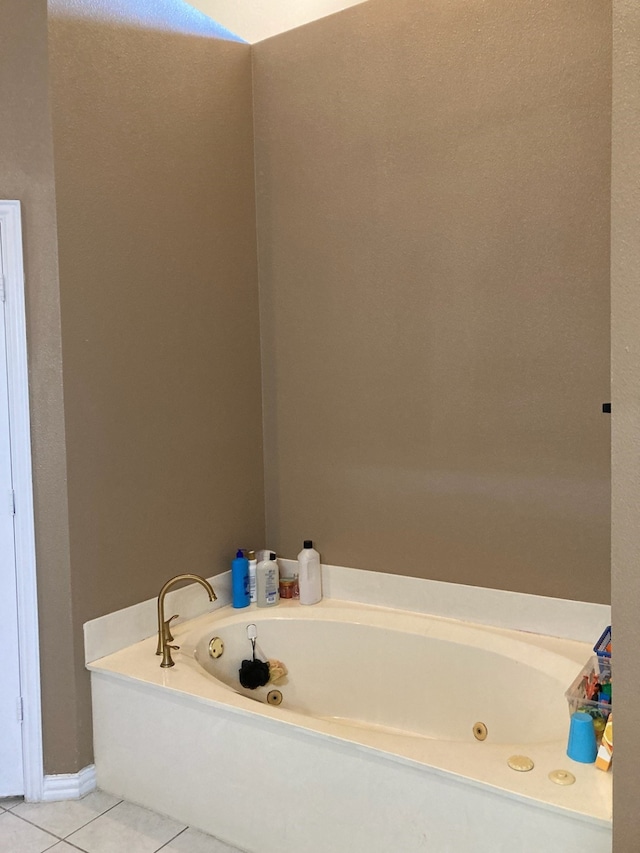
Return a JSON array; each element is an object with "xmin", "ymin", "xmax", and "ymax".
[{"xmin": 185, "ymin": 0, "xmax": 369, "ymax": 43}]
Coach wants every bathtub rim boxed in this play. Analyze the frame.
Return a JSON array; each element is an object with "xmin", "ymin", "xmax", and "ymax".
[{"xmin": 84, "ymin": 561, "xmax": 611, "ymax": 666}]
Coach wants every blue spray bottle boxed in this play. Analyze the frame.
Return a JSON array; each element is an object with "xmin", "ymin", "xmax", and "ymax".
[{"xmin": 232, "ymin": 549, "xmax": 250, "ymax": 608}]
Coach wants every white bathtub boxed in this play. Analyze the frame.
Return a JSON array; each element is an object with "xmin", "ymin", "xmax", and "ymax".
[{"xmin": 88, "ymin": 599, "xmax": 612, "ymax": 853}]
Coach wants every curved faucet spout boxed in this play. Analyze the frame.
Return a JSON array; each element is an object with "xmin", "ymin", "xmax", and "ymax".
[{"xmin": 156, "ymin": 573, "xmax": 217, "ymax": 668}]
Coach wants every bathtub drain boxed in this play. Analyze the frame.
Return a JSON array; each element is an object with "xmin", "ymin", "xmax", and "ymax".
[
  {"xmin": 267, "ymin": 690, "xmax": 283, "ymax": 706},
  {"xmin": 473, "ymin": 722, "xmax": 488, "ymax": 741}
]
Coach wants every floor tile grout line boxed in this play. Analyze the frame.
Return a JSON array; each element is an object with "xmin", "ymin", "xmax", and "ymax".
[
  {"xmin": 53, "ymin": 839, "xmax": 92, "ymax": 853},
  {"xmin": 42, "ymin": 837, "xmax": 76, "ymax": 853},
  {"xmin": 3, "ymin": 801, "xmax": 240, "ymax": 853},
  {"xmin": 4, "ymin": 797, "xmax": 124, "ymax": 842},
  {"xmin": 61, "ymin": 798, "xmax": 188, "ymax": 849},
  {"xmin": 61, "ymin": 798, "xmax": 124, "ymax": 839},
  {"xmin": 154, "ymin": 824, "xmax": 190, "ymax": 852},
  {"xmin": 156, "ymin": 825, "xmax": 244, "ymax": 853},
  {"xmin": 1, "ymin": 810, "xmax": 62, "ymax": 842}
]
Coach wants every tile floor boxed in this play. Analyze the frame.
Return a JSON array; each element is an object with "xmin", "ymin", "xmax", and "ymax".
[{"xmin": 0, "ymin": 791, "xmax": 243, "ymax": 853}]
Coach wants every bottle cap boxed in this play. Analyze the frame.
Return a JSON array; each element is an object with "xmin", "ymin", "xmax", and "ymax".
[
  {"xmin": 247, "ymin": 550, "xmax": 255, "ymax": 559},
  {"xmin": 270, "ymin": 552, "xmax": 276, "ymax": 560},
  {"xmin": 303, "ymin": 540, "xmax": 313, "ymax": 549},
  {"xmin": 236, "ymin": 549, "xmax": 244, "ymax": 558}
]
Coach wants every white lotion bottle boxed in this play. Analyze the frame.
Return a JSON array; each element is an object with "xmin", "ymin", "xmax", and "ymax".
[
  {"xmin": 247, "ymin": 550, "xmax": 258, "ymax": 604},
  {"xmin": 256, "ymin": 552, "xmax": 280, "ymax": 607},
  {"xmin": 297, "ymin": 540, "xmax": 322, "ymax": 605}
]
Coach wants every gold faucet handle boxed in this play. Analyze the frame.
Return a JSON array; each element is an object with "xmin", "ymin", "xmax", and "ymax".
[
  {"xmin": 155, "ymin": 615, "xmax": 180, "ymax": 655},
  {"xmin": 164, "ymin": 614, "xmax": 179, "ymax": 643},
  {"xmin": 160, "ymin": 643, "xmax": 180, "ymax": 669}
]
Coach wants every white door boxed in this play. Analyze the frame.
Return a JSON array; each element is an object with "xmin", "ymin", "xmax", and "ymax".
[{"xmin": 0, "ymin": 225, "xmax": 23, "ymax": 796}]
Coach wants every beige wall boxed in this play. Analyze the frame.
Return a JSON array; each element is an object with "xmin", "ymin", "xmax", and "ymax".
[
  {"xmin": 611, "ymin": 1, "xmax": 640, "ymax": 848},
  {"xmin": 254, "ymin": 0, "xmax": 611, "ymax": 602},
  {"xmin": 0, "ymin": 0, "xmax": 85, "ymax": 775},
  {"xmin": 47, "ymin": 13, "xmax": 264, "ymax": 769},
  {"xmin": 4, "ymin": 0, "xmax": 619, "ymax": 783}
]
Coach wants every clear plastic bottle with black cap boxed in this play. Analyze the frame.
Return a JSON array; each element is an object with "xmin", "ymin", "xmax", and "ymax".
[
  {"xmin": 256, "ymin": 552, "xmax": 280, "ymax": 607},
  {"xmin": 297, "ymin": 540, "xmax": 322, "ymax": 605}
]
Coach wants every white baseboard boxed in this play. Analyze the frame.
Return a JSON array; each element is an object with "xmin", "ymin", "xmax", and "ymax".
[{"xmin": 41, "ymin": 764, "xmax": 96, "ymax": 802}]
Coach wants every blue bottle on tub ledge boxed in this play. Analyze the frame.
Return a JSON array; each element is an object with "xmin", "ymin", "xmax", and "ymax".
[{"xmin": 231, "ymin": 549, "xmax": 250, "ymax": 608}]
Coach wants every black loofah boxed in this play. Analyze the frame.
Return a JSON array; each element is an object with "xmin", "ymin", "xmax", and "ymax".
[{"xmin": 239, "ymin": 658, "xmax": 271, "ymax": 689}]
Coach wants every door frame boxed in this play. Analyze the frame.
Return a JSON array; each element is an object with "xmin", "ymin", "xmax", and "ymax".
[{"xmin": 0, "ymin": 200, "xmax": 43, "ymax": 801}]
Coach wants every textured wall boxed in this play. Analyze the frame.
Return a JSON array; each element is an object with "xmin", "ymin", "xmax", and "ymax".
[
  {"xmin": 0, "ymin": 0, "xmax": 84, "ymax": 774},
  {"xmin": 4, "ymin": 0, "xmax": 615, "ymax": 778},
  {"xmin": 254, "ymin": 0, "xmax": 611, "ymax": 602},
  {"xmin": 48, "ymin": 11, "xmax": 263, "ymax": 768},
  {"xmin": 611, "ymin": 1, "xmax": 640, "ymax": 847}
]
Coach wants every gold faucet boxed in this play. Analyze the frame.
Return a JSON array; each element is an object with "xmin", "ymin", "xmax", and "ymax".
[{"xmin": 156, "ymin": 573, "xmax": 217, "ymax": 668}]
